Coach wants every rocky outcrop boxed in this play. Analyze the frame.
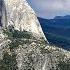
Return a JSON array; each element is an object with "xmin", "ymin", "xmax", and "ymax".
[
  {"xmin": 3, "ymin": 0, "xmax": 46, "ymax": 40},
  {"xmin": 0, "ymin": 26, "xmax": 70, "ymax": 70},
  {"xmin": 0, "ymin": 0, "xmax": 70, "ymax": 70},
  {"xmin": 15, "ymin": 43, "xmax": 70, "ymax": 70}
]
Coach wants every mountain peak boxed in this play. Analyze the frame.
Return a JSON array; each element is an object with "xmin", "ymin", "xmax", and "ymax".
[
  {"xmin": 54, "ymin": 15, "xmax": 70, "ymax": 19},
  {"xmin": 1, "ymin": 0, "xmax": 46, "ymax": 40}
]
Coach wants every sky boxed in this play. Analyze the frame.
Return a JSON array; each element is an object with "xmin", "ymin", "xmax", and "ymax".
[{"xmin": 27, "ymin": 0, "xmax": 70, "ymax": 19}]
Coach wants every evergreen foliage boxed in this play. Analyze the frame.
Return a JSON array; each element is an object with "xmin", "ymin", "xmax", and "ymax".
[
  {"xmin": 56, "ymin": 60, "xmax": 70, "ymax": 70},
  {"xmin": 0, "ymin": 52, "xmax": 17, "ymax": 70}
]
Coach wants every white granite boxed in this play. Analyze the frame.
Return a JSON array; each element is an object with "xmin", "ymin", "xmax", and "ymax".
[{"xmin": 3, "ymin": 0, "xmax": 46, "ymax": 40}]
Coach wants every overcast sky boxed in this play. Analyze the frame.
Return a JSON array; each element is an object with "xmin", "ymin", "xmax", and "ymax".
[{"xmin": 27, "ymin": 0, "xmax": 70, "ymax": 19}]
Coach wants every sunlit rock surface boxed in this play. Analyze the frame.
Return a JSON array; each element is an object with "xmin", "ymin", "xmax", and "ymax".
[
  {"xmin": 0, "ymin": 0, "xmax": 70, "ymax": 70},
  {"xmin": 4, "ymin": 0, "xmax": 46, "ymax": 40}
]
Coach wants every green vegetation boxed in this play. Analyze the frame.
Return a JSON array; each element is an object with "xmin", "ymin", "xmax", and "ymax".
[
  {"xmin": 0, "ymin": 52, "xmax": 17, "ymax": 70},
  {"xmin": 24, "ymin": 52, "xmax": 35, "ymax": 70},
  {"xmin": 39, "ymin": 37, "xmax": 47, "ymax": 45},
  {"xmin": 3, "ymin": 26, "xmax": 33, "ymax": 49},
  {"xmin": 3, "ymin": 26, "xmax": 32, "ymax": 39},
  {"xmin": 1, "ymin": 25, "xmax": 70, "ymax": 70},
  {"xmin": 56, "ymin": 60, "xmax": 70, "ymax": 70},
  {"xmin": 0, "ymin": 25, "xmax": 34, "ymax": 70}
]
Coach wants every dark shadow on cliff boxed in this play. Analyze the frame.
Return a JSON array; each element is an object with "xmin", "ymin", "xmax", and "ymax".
[
  {"xmin": 0, "ymin": 0, "xmax": 7, "ymax": 27},
  {"xmin": 0, "ymin": 0, "xmax": 3, "ymax": 26}
]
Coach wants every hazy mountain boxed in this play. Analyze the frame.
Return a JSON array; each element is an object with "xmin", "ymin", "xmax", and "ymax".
[
  {"xmin": 54, "ymin": 15, "xmax": 70, "ymax": 19},
  {"xmin": 38, "ymin": 16, "xmax": 70, "ymax": 50}
]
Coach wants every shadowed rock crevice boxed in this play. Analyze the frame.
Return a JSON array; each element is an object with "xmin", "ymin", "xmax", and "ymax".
[
  {"xmin": 0, "ymin": 0, "xmax": 7, "ymax": 27},
  {"xmin": 0, "ymin": 0, "xmax": 3, "ymax": 26},
  {"xmin": 0, "ymin": 16, "xmax": 2, "ymax": 26}
]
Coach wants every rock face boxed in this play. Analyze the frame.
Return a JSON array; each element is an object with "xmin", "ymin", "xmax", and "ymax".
[
  {"xmin": 3, "ymin": 0, "xmax": 46, "ymax": 40},
  {"xmin": 0, "ymin": 0, "xmax": 70, "ymax": 70}
]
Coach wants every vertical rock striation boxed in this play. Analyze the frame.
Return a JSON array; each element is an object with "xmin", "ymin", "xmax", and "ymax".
[
  {"xmin": 3, "ymin": 0, "xmax": 47, "ymax": 40},
  {"xmin": 0, "ymin": 0, "xmax": 70, "ymax": 70}
]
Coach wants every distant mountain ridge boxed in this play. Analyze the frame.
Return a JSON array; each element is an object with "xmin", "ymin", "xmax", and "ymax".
[
  {"xmin": 38, "ymin": 15, "xmax": 70, "ymax": 27},
  {"xmin": 54, "ymin": 15, "xmax": 70, "ymax": 19},
  {"xmin": 38, "ymin": 15, "xmax": 70, "ymax": 50}
]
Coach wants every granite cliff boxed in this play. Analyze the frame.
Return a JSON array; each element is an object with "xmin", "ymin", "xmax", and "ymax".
[
  {"xmin": 0, "ymin": 0, "xmax": 70, "ymax": 70},
  {"xmin": 2, "ymin": 0, "xmax": 46, "ymax": 40}
]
